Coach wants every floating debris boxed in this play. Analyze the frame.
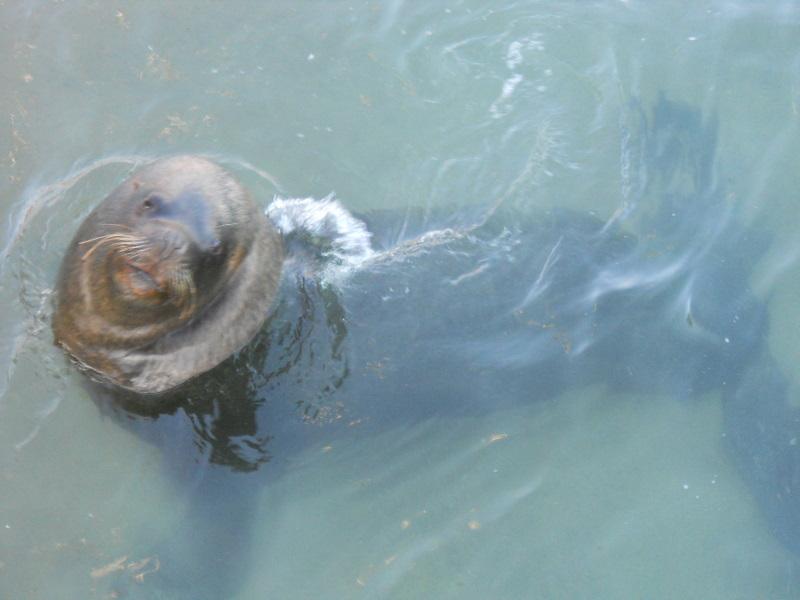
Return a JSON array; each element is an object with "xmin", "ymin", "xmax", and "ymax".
[
  {"xmin": 90, "ymin": 556, "xmax": 128, "ymax": 580},
  {"xmin": 90, "ymin": 555, "xmax": 160, "ymax": 583},
  {"xmin": 486, "ymin": 432, "xmax": 508, "ymax": 445}
]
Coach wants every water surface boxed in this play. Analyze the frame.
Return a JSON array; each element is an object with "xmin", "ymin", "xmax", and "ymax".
[{"xmin": 2, "ymin": 2, "xmax": 800, "ymax": 599}]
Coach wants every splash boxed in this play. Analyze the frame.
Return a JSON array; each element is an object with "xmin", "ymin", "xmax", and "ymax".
[
  {"xmin": 266, "ymin": 195, "xmax": 375, "ymax": 281},
  {"xmin": 489, "ymin": 35, "xmax": 545, "ymax": 119}
]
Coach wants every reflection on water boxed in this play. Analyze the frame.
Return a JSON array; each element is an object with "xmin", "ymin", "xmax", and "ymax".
[{"xmin": 3, "ymin": 2, "xmax": 800, "ymax": 599}]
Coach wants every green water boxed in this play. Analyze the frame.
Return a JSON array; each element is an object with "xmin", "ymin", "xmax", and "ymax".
[{"xmin": 2, "ymin": 1, "xmax": 800, "ymax": 599}]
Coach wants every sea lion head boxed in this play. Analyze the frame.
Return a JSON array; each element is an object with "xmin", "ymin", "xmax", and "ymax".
[{"xmin": 53, "ymin": 155, "xmax": 284, "ymax": 394}]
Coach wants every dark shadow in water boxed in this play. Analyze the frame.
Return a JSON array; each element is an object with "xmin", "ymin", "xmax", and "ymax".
[
  {"xmin": 725, "ymin": 352, "xmax": 800, "ymax": 556},
  {"xmin": 87, "ymin": 95, "xmax": 800, "ymax": 596}
]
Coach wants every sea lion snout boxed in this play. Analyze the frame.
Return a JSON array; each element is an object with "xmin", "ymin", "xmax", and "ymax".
[
  {"xmin": 116, "ymin": 187, "xmax": 233, "ymax": 314},
  {"xmin": 136, "ymin": 187, "xmax": 225, "ymax": 255}
]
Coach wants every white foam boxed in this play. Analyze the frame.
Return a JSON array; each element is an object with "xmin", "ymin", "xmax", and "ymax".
[
  {"xmin": 490, "ymin": 36, "xmax": 546, "ymax": 119},
  {"xmin": 489, "ymin": 74, "xmax": 523, "ymax": 119},
  {"xmin": 266, "ymin": 194, "xmax": 375, "ymax": 280}
]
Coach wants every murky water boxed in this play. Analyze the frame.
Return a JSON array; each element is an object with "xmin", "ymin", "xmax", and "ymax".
[{"xmin": 3, "ymin": 1, "xmax": 800, "ymax": 599}]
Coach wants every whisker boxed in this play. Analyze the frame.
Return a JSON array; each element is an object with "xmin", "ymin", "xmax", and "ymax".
[
  {"xmin": 175, "ymin": 272, "xmax": 196, "ymax": 319},
  {"xmin": 118, "ymin": 241, "xmax": 150, "ymax": 254},
  {"xmin": 79, "ymin": 232, "xmax": 140, "ymax": 245},
  {"xmin": 78, "ymin": 233, "xmax": 117, "ymax": 245},
  {"xmin": 79, "ymin": 232, "xmax": 147, "ymax": 261},
  {"xmin": 167, "ymin": 269, "xmax": 196, "ymax": 320},
  {"xmin": 120, "ymin": 248, "xmax": 146, "ymax": 261},
  {"xmin": 81, "ymin": 236, "xmax": 116, "ymax": 261}
]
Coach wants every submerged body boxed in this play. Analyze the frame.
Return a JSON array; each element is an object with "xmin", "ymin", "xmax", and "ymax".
[{"xmin": 52, "ymin": 156, "xmax": 284, "ymax": 394}]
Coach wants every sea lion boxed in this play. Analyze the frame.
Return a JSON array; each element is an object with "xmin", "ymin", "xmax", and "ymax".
[
  {"xmin": 52, "ymin": 155, "xmax": 284, "ymax": 394},
  {"xmin": 45, "ymin": 100, "xmax": 800, "ymax": 600}
]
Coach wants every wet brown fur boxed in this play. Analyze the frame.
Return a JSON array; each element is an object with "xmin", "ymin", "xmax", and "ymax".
[{"xmin": 53, "ymin": 156, "xmax": 284, "ymax": 393}]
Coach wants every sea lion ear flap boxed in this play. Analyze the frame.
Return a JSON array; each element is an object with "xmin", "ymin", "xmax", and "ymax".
[{"xmin": 132, "ymin": 180, "xmax": 141, "ymax": 191}]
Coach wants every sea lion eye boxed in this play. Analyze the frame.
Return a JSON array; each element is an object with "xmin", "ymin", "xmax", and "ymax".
[
  {"xmin": 209, "ymin": 239, "xmax": 223, "ymax": 255},
  {"xmin": 142, "ymin": 195, "xmax": 163, "ymax": 211}
]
